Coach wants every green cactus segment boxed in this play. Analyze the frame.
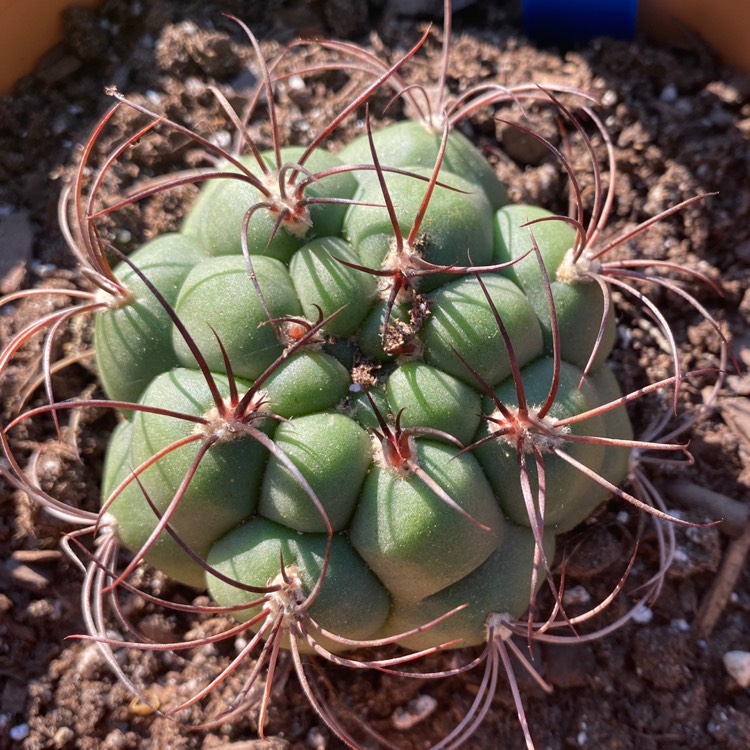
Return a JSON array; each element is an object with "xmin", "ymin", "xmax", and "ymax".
[
  {"xmin": 259, "ymin": 413, "xmax": 372, "ymax": 532},
  {"xmin": 387, "ymin": 523, "xmax": 555, "ymax": 650},
  {"xmin": 100, "ymin": 418, "xmax": 210, "ymax": 587},
  {"xmin": 474, "ymin": 358, "xmax": 626, "ymax": 532},
  {"xmin": 494, "ymin": 204, "xmax": 616, "ymax": 369},
  {"xmin": 421, "ymin": 274, "xmax": 544, "ymax": 388},
  {"xmin": 172, "ymin": 254, "xmax": 301, "ymax": 380},
  {"xmin": 386, "ymin": 361, "xmax": 481, "ymax": 445},
  {"xmin": 350, "ymin": 440, "xmax": 507, "ymax": 602},
  {"xmin": 289, "ymin": 237, "xmax": 377, "ymax": 337},
  {"xmin": 101, "ymin": 418, "xmax": 136, "ymax": 502},
  {"xmin": 206, "ymin": 517, "xmax": 391, "ymax": 649},
  {"xmin": 102, "ymin": 419, "xmax": 201, "ymax": 587},
  {"xmin": 587, "ymin": 364, "xmax": 634, "ymax": 490},
  {"xmin": 494, "ymin": 205, "xmax": 575, "ymax": 285},
  {"xmin": 105, "ymin": 368, "xmax": 266, "ymax": 587},
  {"xmin": 339, "ymin": 121, "xmax": 508, "ymax": 210},
  {"xmin": 262, "ymin": 351, "xmax": 350, "ymax": 418},
  {"xmin": 343, "ymin": 167, "xmax": 494, "ymax": 285},
  {"xmin": 182, "ymin": 148, "xmax": 358, "ymax": 262},
  {"xmin": 545, "ymin": 281, "xmax": 616, "ymax": 371},
  {"xmin": 94, "ymin": 233, "xmax": 206, "ymax": 404}
]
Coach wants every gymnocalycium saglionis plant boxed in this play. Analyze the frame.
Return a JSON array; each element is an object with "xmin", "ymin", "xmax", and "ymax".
[{"xmin": 0, "ymin": 3, "xmax": 731, "ymax": 749}]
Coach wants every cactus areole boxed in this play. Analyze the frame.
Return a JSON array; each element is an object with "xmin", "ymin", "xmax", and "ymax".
[{"xmin": 98, "ymin": 123, "xmax": 633, "ymax": 654}]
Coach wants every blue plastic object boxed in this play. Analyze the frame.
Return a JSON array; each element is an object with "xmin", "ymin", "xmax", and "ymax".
[{"xmin": 523, "ymin": 0, "xmax": 639, "ymax": 44}]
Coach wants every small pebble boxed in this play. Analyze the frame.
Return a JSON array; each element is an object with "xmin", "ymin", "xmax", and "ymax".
[
  {"xmin": 392, "ymin": 694, "xmax": 437, "ymax": 730},
  {"xmin": 53, "ymin": 727, "xmax": 75, "ymax": 748},
  {"xmin": 306, "ymin": 726, "xmax": 326, "ymax": 749},
  {"xmin": 209, "ymin": 130, "xmax": 231, "ymax": 149},
  {"xmin": 562, "ymin": 585, "xmax": 591, "ymax": 607},
  {"xmin": 723, "ymin": 650, "xmax": 750, "ymax": 688},
  {"xmin": 660, "ymin": 83, "xmax": 678, "ymax": 102},
  {"xmin": 10, "ymin": 724, "xmax": 30, "ymax": 741},
  {"xmin": 631, "ymin": 603, "xmax": 654, "ymax": 625}
]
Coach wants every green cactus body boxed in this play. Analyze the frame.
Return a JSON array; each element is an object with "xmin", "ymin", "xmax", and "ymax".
[
  {"xmin": 207, "ymin": 518, "xmax": 391, "ymax": 652},
  {"xmin": 494, "ymin": 204, "xmax": 616, "ymax": 370},
  {"xmin": 172, "ymin": 254, "xmax": 301, "ymax": 380},
  {"xmin": 93, "ymin": 233, "xmax": 207, "ymax": 404},
  {"xmin": 182, "ymin": 147, "xmax": 358, "ymax": 261},
  {"xmin": 105, "ymin": 368, "xmax": 266, "ymax": 587},
  {"xmin": 99, "ymin": 119, "xmax": 632, "ymax": 649},
  {"xmin": 474, "ymin": 357, "xmax": 620, "ymax": 532},
  {"xmin": 339, "ymin": 120, "xmax": 509, "ymax": 210},
  {"xmin": 343, "ymin": 166, "xmax": 495, "ymax": 291}
]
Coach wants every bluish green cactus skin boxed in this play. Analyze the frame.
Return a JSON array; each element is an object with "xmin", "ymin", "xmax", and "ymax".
[
  {"xmin": 339, "ymin": 121, "xmax": 509, "ymax": 210},
  {"xmin": 207, "ymin": 517, "xmax": 391, "ymax": 652},
  {"xmin": 493, "ymin": 204, "xmax": 616, "ymax": 370},
  {"xmin": 93, "ymin": 233, "xmax": 207, "ymax": 404},
  {"xmin": 99, "ymin": 119, "xmax": 633, "ymax": 648},
  {"xmin": 182, "ymin": 147, "xmax": 358, "ymax": 261}
]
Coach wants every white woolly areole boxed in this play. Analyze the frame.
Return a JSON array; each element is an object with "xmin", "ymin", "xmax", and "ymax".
[
  {"xmin": 376, "ymin": 238, "xmax": 423, "ymax": 300},
  {"xmin": 94, "ymin": 284, "xmax": 134, "ymax": 310},
  {"xmin": 266, "ymin": 566, "xmax": 306, "ymax": 622},
  {"xmin": 487, "ymin": 405, "xmax": 571, "ymax": 454},
  {"xmin": 259, "ymin": 168, "xmax": 313, "ymax": 238},
  {"xmin": 556, "ymin": 247, "xmax": 602, "ymax": 284},
  {"xmin": 485, "ymin": 612, "xmax": 514, "ymax": 642},
  {"xmin": 194, "ymin": 391, "xmax": 269, "ymax": 441},
  {"xmin": 371, "ymin": 431, "xmax": 416, "ymax": 476}
]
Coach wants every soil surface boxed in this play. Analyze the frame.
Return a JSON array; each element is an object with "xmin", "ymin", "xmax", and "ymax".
[{"xmin": 1, "ymin": 2, "xmax": 749, "ymax": 749}]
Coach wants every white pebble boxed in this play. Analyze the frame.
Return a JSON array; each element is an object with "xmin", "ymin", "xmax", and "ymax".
[
  {"xmin": 631, "ymin": 603, "xmax": 653, "ymax": 625},
  {"xmin": 563, "ymin": 585, "xmax": 591, "ymax": 607},
  {"xmin": 209, "ymin": 130, "xmax": 232, "ymax": 149},
  {"xmin": 307, "ymin": 726, "xmax": 326, "ymax": 749},
  {"xmin": 392, "ymin": 694, "xmax": 437, "ymax": 730},
  {"xmin": 723, "ymin": 651, "xmax": 750, "ymax": 688},
  {"xmin": 288, "ymin": 75, "xmax": 306, "ymax": 91},
  {"xmin": 10, "ymin": 724, "xmax": 30, "ymax": 741},
  {"xmin": 660, "ymin": 83, "xmax": 678, "ymax": 102}
]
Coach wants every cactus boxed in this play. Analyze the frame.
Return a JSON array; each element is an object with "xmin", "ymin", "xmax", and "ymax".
[
  {"xmin": 90, "ymin": 94, "xmax": 641, "ymax": 637},
  {"xmin": 0, "ymin": 5, "xmax": 729, "ymax": 749}
]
